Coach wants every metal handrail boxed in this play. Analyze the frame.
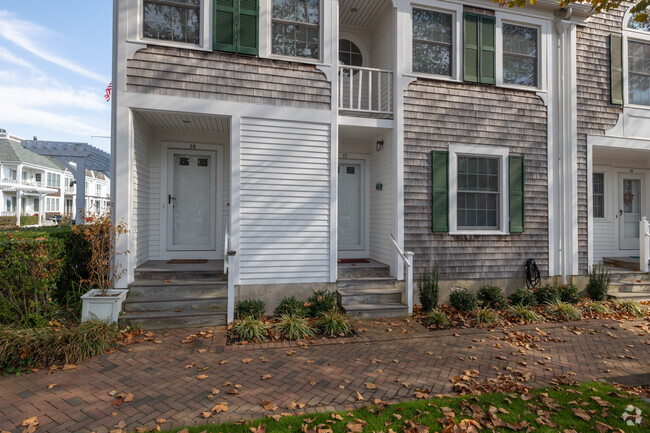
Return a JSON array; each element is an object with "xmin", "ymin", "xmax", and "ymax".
[{"xmin": 390, "ymin": 234, "xmax": 414, "ymax": 315}]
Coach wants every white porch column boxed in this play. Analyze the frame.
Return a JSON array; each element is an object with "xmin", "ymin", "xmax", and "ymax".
[
  {"xmin": 15, "ymin": 164, "xmax": 22, "ymax": 226},
  {"xmin": 39, "ymin": 193, "xmax": 45, "ymax": 225},
  {"xmin": 641, "ymin": 217, "xmax": 649, "ymax": 273}
]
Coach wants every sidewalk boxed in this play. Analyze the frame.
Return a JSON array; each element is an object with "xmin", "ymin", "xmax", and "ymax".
[{"xmin": 1, "ymin": 317, "xmax": 648, "ymax": 433}]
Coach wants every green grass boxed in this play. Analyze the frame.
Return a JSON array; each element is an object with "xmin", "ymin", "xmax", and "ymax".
[{"xmin": 153, "ymin": 382, "xmax": 650, "ymax": 433}]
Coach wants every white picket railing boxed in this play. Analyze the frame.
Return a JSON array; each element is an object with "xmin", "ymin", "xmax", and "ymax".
[
  {"xmin": 339, "ymin": 65, "xmax": 393, "ymax": 115},
  {"xmin": 640, "ymin": 217, "xmax": 650, "ymax": 272},
  {"xmin": 1, "ymin": 211, "xmax": 16, "ymax": 217},
  {"xmin": 390, "ymin": 234, "xmax": 415, "ymax": 315}
]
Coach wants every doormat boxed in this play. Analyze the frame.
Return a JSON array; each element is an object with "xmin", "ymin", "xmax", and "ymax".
[
  {"xmin": 167, "ymin": 259, "xmax": 209, "ymax": 264},
  {"xmin": 338, "ymin": 259, "xmax": 370, "ymax": 264}
]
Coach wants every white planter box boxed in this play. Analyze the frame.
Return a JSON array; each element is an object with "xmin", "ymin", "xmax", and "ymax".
[{"xmin": 81, "ymin": 289, "xmax": 128, "ymax": 324}]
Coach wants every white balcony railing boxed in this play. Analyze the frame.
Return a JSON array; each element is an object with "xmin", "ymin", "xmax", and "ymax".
[
  {"xmin": 1, "ymin": 211, "xmax": 16, "ymax": 217},
  {"xmin": 338, "ymin": 65, "xmax": 393, "ymax": 115},
  {"xmin": 65, "ymin": 187, "xmax": 75, "ymax": 194},
  {"xmin": 640, "ymin": 217, "xmax": 650, "ymax": 272},
  {"xmin": 22, "ymin": 180, "xmax": 45, "ymax": 188}
]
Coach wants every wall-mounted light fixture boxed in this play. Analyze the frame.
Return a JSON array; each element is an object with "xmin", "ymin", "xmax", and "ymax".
[{"xmin": 376, "ymin": 140, "xmax": 384, "ymax": 152}]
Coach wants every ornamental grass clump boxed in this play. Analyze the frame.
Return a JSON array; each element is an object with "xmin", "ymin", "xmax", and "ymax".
[
  {"xmin": 508, "ymin": 288, "xmax": 538, "ymax": 307},
  {"xmin": 274, "ymin": 313, "xmax": 315, "ymax": 340},
  {"xmin": 614, "ymin": 300, "xmax": 644, "ymax": 317},
  {"xmin": 474, "ymin": 307, "xmax": 500, "ymax": 325},
  {"xmin": 424, "ymin": 309, "xmax": 449, "ymax": 327},
  {"xmin": 545, "ymin": 298, "xmax": 582, "ymax": 321},
  {"xmin": 306, "ymin": 290, "xmax": 338, "ymax": 317},
  {"xmin": 476, "ymin": 285, "xmax": 506, "ymax": 309},
  {"xmin": 506, "ymin": 304, "xmax": 542, "ymax": 323},
  {"xmin": 586, "ymin": 264, "xmax": 611, "ymax": 301},
  {"xmin": 232, "ymin": 316, "xmax": 268, "ymax": 342},
  {"xmin": 235, "ymin": 299, "xmax": 266, "ymax": 320},
  {"xmin": 449, "ymin": 289, "xmax": 476, "ymax": 312},
  {"xmin": 317, "ymin": 309, "xmax": 351, "ymax": 337},
  {"xmin": 583, "ymin": 301, "xmax": 611, "ymax": 315},
  {"xmin": 418, "ymin": 267, "xmax": 439, "ymax": 312},
  {"xmin": 273, "ymin": 296, "xmax": 307, "ymax": 317}
]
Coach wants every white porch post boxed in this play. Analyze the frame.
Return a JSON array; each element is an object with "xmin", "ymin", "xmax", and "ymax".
[
  {"xmin": 640, "ymin": 217, "xmax": 649, "ymax": 273},
  {"xmin": 16, "ymin": 164, "xmax": 22, "ymax": 226},
  {"xmin": 405, "ymin": 251, "xmax": 415, "ymax": 314},
  {"xmin": 228, "ymin": 115, "xmax": 241, "ymax": 323}
]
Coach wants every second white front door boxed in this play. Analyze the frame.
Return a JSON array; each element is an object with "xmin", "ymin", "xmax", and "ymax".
[
  {"xmin": 338, "ymin": 160, "xmax": 367, "ymax": 256},
  {"xmin": 619, "ymin": 173, "xmax": 644, "ymax": 250},
  {"xmin": 167, "ymin": 149, "xmax": 217, "ymax": 252}
]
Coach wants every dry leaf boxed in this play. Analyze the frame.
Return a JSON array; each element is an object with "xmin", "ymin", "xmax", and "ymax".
[
  {"xmin": 365, "ymin": 383, "xmax": 377, "ymax": 390},
  {"xmin": 47, "ymin": 384, "xmax": 57, "ymax": 389},
  {"xmin": 212, "ymin": 403, "xmax": 228, "ymax": 413},
  {"xmin": 242, "ymin": 358, "xmax": 253, "ymax": 364},
  {"xmin": 261, "ymin": 400, "xmax": 278, "ymax": 411},
  {"xmin": 156, "ymin": 418, "xmax": 166, "ymax": 424},
  {"xmin": 196, "ymin": 374, "xmax": 209, "ymax": 380},
  {"xmin": 61, "ymin": 364, "xmax": 76, "ymax": 371},
  {"xmin": 356, "ymin": 391, "xmax": 364, "ymax": 401}
]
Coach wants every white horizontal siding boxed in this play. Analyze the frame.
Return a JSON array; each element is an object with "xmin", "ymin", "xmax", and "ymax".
[
  {"xmin": 239, "ymin": 117, "xmax": 331, "ymax": 284},
  {"xmin": 132, "ymin": 115, "xmax": 153, "ymax": 267},
  {"xmin": 593, "ymin": 220, "xmax": 615, "ymax": 263},
  {"xmin": 369, "ymin": 134, "xmax": 394, "ymax": 267}
]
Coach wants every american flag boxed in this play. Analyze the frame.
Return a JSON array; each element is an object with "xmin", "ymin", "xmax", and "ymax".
[{"xmin": 105, "ymin": 82, "xmax": 112, "ymax": 102}]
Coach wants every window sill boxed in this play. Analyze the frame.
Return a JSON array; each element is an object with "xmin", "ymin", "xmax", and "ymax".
[
  {"xmin": 497, "ymin": 83, "xmax": 543, "ymax": 93},
  {"xmin": 266, "ymin": 54, "xmax": 327, "ymax": 67},
  {"xmin": 405, "ymin": 72, "xmax": 461, "ymax": 83},
  {"xmin": 128, "ymin": 38, "xmax": 212, "ymax": 52},
  {"xmin": 449, "ymin": 230, "xmax": 510, "ymax": 236},
  {"xmin": 624, "ymin": 104, "xmax": 650, "ymax": 111}
]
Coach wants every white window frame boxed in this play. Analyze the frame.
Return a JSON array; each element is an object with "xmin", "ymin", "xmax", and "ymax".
[
  {"xmin": 592, "ymin": 171, "xmax": 606, "ymax": 220},
  {"xmin": 623, "ymin": 9, "xmax": 650, "ymax": 108},
  {"xmin": 406, "ymin": 1, "xmax": 463, "ymax": 82},
  {"xmin": 449, "ymin": 144, "xmax": 509, "ymax": 235},
  {"xmin": 129, "ymin": 0, "xmax": 212, "ymax": 51},
  {"xmin": 263, "ymin": 0, "xmax": 324, "ymax": 64},
  {"xmin": 495, "ymin": 13, "xmax": 549, "ymax": 92}
]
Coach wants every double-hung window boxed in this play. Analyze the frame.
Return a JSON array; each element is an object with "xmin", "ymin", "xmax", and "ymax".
[
  {"xmin": 47, "ymin": 173, "xmax": 60, "ymax": 188},
  {"xmin": 611, "ymin": 9, "xmax": 650, "ymax": 106},
  {"xmin": 502, "ymin": 23, "xmax": 538, "ymax": 87},
  {"xmin": 412, "ymin": 8, "xmax": 454, "ymax": 77},
  {"xmin": 271, "ymin": 0, "xmax": 320, "ymax": 60},
  {"xmin": 457, "ymin": 156, "xmax": 500, "ymax": 230},
  {"xmin": 592, "ymin": 173, "xmax": 605, "ymax": 219},
  {"xmin": 143, "ymin": 0, "xmax": 201, "ymax": 45},
  {"xmin": 628, "ymin": 39, "xmax": 650, "ymax": 105}
]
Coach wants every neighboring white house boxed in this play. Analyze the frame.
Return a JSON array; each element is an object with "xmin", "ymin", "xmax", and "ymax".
[
  {"xmin": 111, "ymin": 0, "xmax": 650, "ymax": 327},
  {"xmin": 0, "ymin": 130, "xmax": 111, "ymax": 224}
]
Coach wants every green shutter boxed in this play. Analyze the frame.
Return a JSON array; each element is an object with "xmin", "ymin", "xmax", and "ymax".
[
  {"xmin": 432, "ymin": 151, "xmax": 449, "ymax": 233},
  {"xmin": 479, "ymin": 15, "xmax": 495, "ymax": 85},
  {"xmin": 463, "ymin": 13, "xmax": 479, "ymax": 83},
  {"xmin": 610, "ymin": 33, "xmax": 624, "ymax": 105},
  {"xmin": 509, "ymin": 155, "xmax": 525, "ymax": 234},
  {"xmin": 214, "ymin": 0, "xmax": 236, "ymax": 53},
  {"xmin": 237, "ymin": 0, "xmax": 259, "ymax": 55}
]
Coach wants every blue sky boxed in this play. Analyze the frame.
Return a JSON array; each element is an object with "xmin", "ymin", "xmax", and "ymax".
[{"xmin": 0, "ymin": 2, "xmax": 113, "ymax": 152}]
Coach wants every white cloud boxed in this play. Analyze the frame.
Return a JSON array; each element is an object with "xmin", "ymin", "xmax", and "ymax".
[
  {"xmin": 0, "ymin": 45, "xmax": 37, "ymax": 70},
  {"xmin": 0, "ymin": 104, "xmax": 108, "ymax": 138},
  {"xmin": 0, "ymin": 10, "xmax": 109, "ymax": 83},
  {"xmin": 0, "ymin": 85, "xmax": 108, "ymax": 112}
]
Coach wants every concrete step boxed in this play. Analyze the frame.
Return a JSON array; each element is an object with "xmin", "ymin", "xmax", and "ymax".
[
  {"xmin": 128, "ymin": 279, "xmax": 227, "ymax": 297},
  {"xmin": 342, "ymin": 303, "xmax": 409, "ymax": 319},
  {"xmin": 119, "ymin": 310, "xmax": 226, "ymax": 329},
  {"xmin": 608, "ymin": 291, "xmax": 650, "ymax": 302},
  {"xmin": 124, "ymin": 293, "xmax": 227, "ymax": 313},
  {"xmin": 610, "ymin": 282, "xmax": 650, "ymax": 293},
  {"xmin": 337, "ymin": 277, "xmax": 398, "ymax": 290},
  {"xmin": 338, "ymin": 287, "xmax": 403, "ymax": 305},
  {"xmin": 337, "ymin": 262, "xmax": 390, "ymax": 279},
  {"xmin": 136, "ymin": 270, "xmax": 227, "ymax": 280}
]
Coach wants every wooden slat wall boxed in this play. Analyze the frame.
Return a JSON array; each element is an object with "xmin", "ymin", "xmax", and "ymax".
[
  {"xmin": 576, "ymin": 8, "xmax": 626, "ymax": 274},
  {"xmin": 403, "ymin": 81, "xmax": 548, "ymax": 280},
  {"xmin": 127, "ymin": 46, "xmax": 331, "ymax": 110},
  {"xmin": 239, "ymin": 117, "xmax": 331, "ymax": 284},
  {"xmin": 132, "ymin": 114, "xmax": 153, "ymax": 267}
]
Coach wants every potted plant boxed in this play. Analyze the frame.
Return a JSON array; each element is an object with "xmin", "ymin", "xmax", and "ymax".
[{"xmin": 74, "ymin": 210, "xmax": 129, "ymax": 323}]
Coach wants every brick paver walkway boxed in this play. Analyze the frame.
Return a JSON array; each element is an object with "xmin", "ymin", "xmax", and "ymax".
[{"xmin": 1, "ymin": 317, "xmax": 649, "ymax": 433}]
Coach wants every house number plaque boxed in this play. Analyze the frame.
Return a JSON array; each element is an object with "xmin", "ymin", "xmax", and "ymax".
[{"xmin": 189, "ymin": 144, "xmax": 197, "ymax": 150}]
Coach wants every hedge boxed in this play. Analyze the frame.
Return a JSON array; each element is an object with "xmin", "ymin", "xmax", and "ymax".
[{"xmin": 0, "ymin": 215, "xmax": 40, "ymax": 228}]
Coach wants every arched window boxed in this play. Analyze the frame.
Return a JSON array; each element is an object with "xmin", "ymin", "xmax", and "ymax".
[{"xmin": 338, "ymin": 39, "xmax": 363, "ymax": 66}]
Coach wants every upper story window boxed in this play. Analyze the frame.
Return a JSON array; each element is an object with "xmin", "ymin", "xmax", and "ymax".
[
  {"xmin": 615, "ymin": 9, "xmax": 650, "ymax": 106},
  {"xmin": 339, "ymin": 39, "xmax": 363, "ymax": 66},
  {"xmin": 628, "ymin": 12, "xmax": 650, "ymax": 32},
  {"xmin": 502, "ymin": 23, "xmax": 538, "ymax": 87},
  {"xmin": 46, "ymin": 173, "xmax": 61, "ymax": 188},
  {"xmin": 271, "ymin": 0, "xmax": 320, "ymax": 59},
  {"xmin": 628, "ymin": 40, "xmax": 650, "ymax": 105},
  {"xmin": 143, "ymin": 0, "xmax": 201, "ymax": 45},
  {"xmin": 412, "ymin": 8, "xmax": 453, "ymax": 77}
]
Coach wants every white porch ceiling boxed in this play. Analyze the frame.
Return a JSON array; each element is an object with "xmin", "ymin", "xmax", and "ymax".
[
  {"xmin": 135, "ymin": 110, "xmax": 230, "ymax": 134},
  {"xmin": 340, "ymin": 0, "xmax": 393, "ymax": 30},
  {"xmin": 593, "ymin": 146, "xmax": 650, "ymax": 164}
]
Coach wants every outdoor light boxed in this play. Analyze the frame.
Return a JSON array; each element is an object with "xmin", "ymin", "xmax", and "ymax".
[{"xmin": 376, "ymin": 140, "xmax": 384, "ymax": 152}]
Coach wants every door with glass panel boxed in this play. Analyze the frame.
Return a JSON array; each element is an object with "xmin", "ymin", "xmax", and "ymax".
[
  {"xmin": 618, "ymin": 174, "xmax": 644, "ymax": 250},
  {"xmin": 166, "ymin": 149, "xmax": 216, "ymax": 251},
  {"xmin": 338, "ymin": 161, "xmax": 365, "ymax": 255}
]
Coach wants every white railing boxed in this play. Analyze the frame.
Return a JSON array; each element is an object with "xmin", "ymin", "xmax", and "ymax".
[
  {"xmin": 224, "ymin": 225, "xmax": 230, "ymax": 275},
  {"xmin": 65, "ymin": 186, "xmax": 75, "ymax": 194},
  {"xmin": 1, "ymin": 211, "xmax": 16, "ymax": 217},
  {"xmin": 22, "ymin": 180, "xmax": 44, "ymax": 188},
  {"xmin": 1, "ymin": 178, "xmax": 18, "ymax": 184},
  {"xmin": 339, "ymin": 65, "xmax": 393, "ymax": 115},
  {"xmin": 640, "ymin": 217, "xmax": 650, "ymax": 272},
  {"xmin": 390, "ymin": 234, "xmax": 415, "ymax": 315}
]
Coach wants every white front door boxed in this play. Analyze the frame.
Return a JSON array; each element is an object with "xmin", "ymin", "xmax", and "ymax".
[
  {"xmin": 338, "ymin": 160, "xmax": 366, "ymax": 256},
  {"xmin": 619, "ymin": 174, "xmax": 644, "ymax": 250},
  {"xmin": 167, "ymin": 149, "xmax": 217, "ymax": 252}
]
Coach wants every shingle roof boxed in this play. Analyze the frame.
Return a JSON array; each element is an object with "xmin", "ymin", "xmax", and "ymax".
[{"xmin": 0, "ymin": 139, "xmax": 62, "ymax": 171}]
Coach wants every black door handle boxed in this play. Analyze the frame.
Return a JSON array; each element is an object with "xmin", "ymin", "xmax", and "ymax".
[{"xmin": 168, "ymin": 194, "xmax": 176, "ymax": 205}]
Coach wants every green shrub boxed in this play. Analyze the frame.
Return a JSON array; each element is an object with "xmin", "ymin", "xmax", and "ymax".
[
  {"xmin": 306, "ymin": 290, "xmax": 338, "ymax": 317},
  {"xmin": 558, "ymin": 283, "xmax": 580, "ymax": 304},
  {"xmin": 614, "ymin": 300, "xmax": 644, "ymax": 317},
  {"xmin": 424, "ymin": 309, "xmax": 449, "ymax": 327},
  {"xmin": 274, "ymin": 313, "xmax": 315, "ymax": 340},
  {"xmin": 273, "ymin": 296, "xmax": 307, "ymax": 317},
  {"xmin": 474, "ymin": 307, "xmax": 500, "ymax": 325},
  {"xmin": 586, "ymin": 264, "xmax": 611, "ymax": 301},
  {"xmin": 232, "ymin": 316, "xmax": 268, "ymax": 342},
  {"xmin": 0, "ymin": 320, "xmax": 119, "ymax": 373},
  {"xmin": 418, "ymin": 267, "xmax": 439, "ymax": 312},
  {"xmin": 317, "ymin": 309, "xmax": 351, "ymax": 337},
  {"xmin": 506, "ymin": 304, "xmax": 542, "ymax": 323},
  {"xmin": 477, "ymin": 285, "xmax": 506, "ymax": 309},
  {"xmin": 545, "ymin": 299, "xmax": 582, "ymax": 321},
  {"xmin": 508, "ymin": 288, "xmax": 538, "ymax": 307},
  {"xmin": 449, "ymin": 289, "xmax": 477, "ymax": 312},
  {"xmin": 235, "ymin": 299, "xmax": 266, "ymax": 319},
  {"xmin": 0, "ymin": 235, "xmax": 65, "ymax": 326},
  {"xmin": 533, "ymin": 284, "xmax": 560, "ymax": 305},
  {"xmin": 583, "ymin": 301, "xmax": 611, "ymax": 315}
]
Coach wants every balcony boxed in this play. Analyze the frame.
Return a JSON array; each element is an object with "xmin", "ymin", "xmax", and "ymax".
[
  {"xmin": 65, "ymin": 186, "xmax": 76, "ymax": 194},
  {"xmin": 338, "ymin": 66, "xmax": 393, "ymax": 117},
  {"xmin": 22, "ymin": 180, "xmax": 45, "ymax": 188}
]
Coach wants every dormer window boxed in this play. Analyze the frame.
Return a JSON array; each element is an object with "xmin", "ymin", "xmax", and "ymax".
[{"xmin": 143, "ymin": 0, "xmax": 201, "ymax": 45}]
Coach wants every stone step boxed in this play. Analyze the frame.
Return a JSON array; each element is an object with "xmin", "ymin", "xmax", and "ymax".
[
  {"xmin": 337, "ymin": 277, "xmax": 398, "ymax": 290},
  {"xmin": 337, "ymin": 262, "xmax": 390, "ymax": 279},
  {"xmin": 610, "ymin": 282, "xmax": 650, "ymax": 293},
  {"xmin": 136, "ymin": 270, "xmax": 227, "ymax": 280},
  {"xmin": 124, "ymin": 293, "xmax": 227, "ymax": 313},
  {"xmin": 128, "ymin": 279, "xmax": 227, "ymax": 297},
  {"xmin": 608, "ymin": 291, "xmax": 650, "ymax": 302},
  {"xmin": 338, "ymin": 287, "xmax": 403, "ymax": 305},
  {"xmin": 342, "ymin": 303, "xmax": 409, "ymax": 319},
  {"xmin": 119, "ymin": 310, "xmax": 226, "ymax": 329}
]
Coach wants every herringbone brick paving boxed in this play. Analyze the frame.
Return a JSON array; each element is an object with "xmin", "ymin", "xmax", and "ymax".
[{"xmin": 1, "ymin": 317, "xmax": 648, "ymax": 433}]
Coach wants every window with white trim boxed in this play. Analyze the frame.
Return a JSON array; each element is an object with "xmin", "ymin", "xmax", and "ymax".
[
  {"xmin": 46, "ymin": 197, "xmax": 60, "ymax": 212},
  {"xmin": 143, "ymin": 0, "xmax": 201, "ymax": 45},
  {"xmin": 623, "ymin": 10, "xmax": 650, "ymax": 106},
  {"xmin": 271, "ymin": 0, "xmax": 320, "ymax": 59},
  {"xmin": 46, "ymin": 173, "xmax": 60, "ymax": 188},
  {"xmin": 502, "ymin": 23, "xmax": 538, "ymax": 87},
  {"xmin": 592, "ymin": 172, "xmax": 605, "ymax": 219},
  {"xmin": 457, "ymin": 156, "xmax": 500, "ymax": 229},
  {"xmin": 412, "ymin": 8, "xmax": 453, "ymax": 77}
]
